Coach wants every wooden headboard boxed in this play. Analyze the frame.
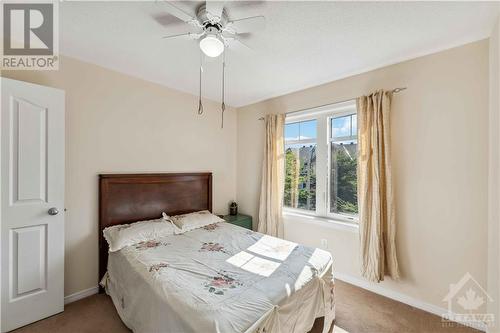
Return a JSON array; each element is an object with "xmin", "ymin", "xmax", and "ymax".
[{"xmin": 98, "ymin": 173, "xmax": 212, "ymax": 287}]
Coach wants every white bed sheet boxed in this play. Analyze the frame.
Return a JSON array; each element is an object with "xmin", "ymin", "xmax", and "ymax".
[{"xmin": 102, "ymin": 222, "xmax": 335, "ymax": 333}]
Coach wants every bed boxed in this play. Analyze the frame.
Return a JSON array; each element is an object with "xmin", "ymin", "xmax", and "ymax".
[{"xmin": 98, "ymin": 173, "xmax": 335, "ymax": 333}]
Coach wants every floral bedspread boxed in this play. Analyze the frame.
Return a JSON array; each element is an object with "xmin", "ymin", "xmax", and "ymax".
[{"xmin": 104, "ymin": 222, "xmax": 334, "ymax": 333}]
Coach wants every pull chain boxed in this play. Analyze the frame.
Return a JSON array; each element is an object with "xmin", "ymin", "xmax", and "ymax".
[
  {"xmin": 198, "ymin": 51, "xmax": 204, "ymax": 115},
  {"xmin": 221, "ymin": 51, "xmax": 226, "ymax": 129}
]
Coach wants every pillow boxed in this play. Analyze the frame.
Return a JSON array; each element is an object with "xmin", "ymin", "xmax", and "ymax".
[
  {"xmin": 103, "ymin": 218, "xmax": 174, "ymax": 252},
  {"xmin": 164, "ymin": 210, "xmax": 224, "ymax": 234}
]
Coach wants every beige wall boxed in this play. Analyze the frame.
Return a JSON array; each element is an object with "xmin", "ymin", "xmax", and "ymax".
[
  {"xmin": 237, "ymin": 40, "xmax": 489, "ymax": 310},
  {"xmin": 489, "ymin": 17, "xmax": 500, "ymax": 333},
  {"xmin": 1, "ymin": 57, "xmax": 237, "ymax": 296}
]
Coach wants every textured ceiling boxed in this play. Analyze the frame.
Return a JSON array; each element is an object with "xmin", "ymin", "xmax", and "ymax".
[{"xmin": 60, "ymin": 1, "xmax": 500, "ymax": 107}]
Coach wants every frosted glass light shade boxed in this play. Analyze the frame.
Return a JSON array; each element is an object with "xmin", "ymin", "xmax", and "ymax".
[{"xmin": 200, "ymin": 35, "xmax": 224, "ymax": 58}]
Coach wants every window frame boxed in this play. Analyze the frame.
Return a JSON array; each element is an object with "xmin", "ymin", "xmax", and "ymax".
[
  {"xmin": 284, "ymin": 119, "xmax": 317, "ymax": 146},
  {"xmin": 283, "ymin": 119, "xmax": 318, "ymax": 213},
  {"xmin": 326, "ymin": 109, "xmax": 359, "ymax": 223},
  {"xmin": 283, "ymin": 100, "xmax": 359, "ymax": 224}
]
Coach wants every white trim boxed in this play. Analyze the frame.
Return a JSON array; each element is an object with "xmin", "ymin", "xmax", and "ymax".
[
  {"xmin": 64, "ymin": 286, "xmax": 99, "ymax": 305},
  {"xmin": 283, "ymin": 207, "xmax": 317, "ymax": 217},
  {"xmin": 286, "ymin": 100, "xmax": 356, "ymax": 122},
  {"xmin": 334, "ymin": 272, "xmax": 487, "ymax": 332},
  {"xmin": 285, "ymin": 139, "xmax": 316, "ymax": 146},
  {"xmin": 325, "ymin": 211, "xmax": 359, "ymax": 224},
  {"xmin": 283, "ymin": 211, "xmax": 358, "ymax": 233}
]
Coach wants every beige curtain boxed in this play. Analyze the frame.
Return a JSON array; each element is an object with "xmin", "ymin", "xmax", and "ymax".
[
  {"xmin": 258, "ymin": 114, "xmax": 286, "ymax": 238},
  {"xmin": 357, "ymin": 90, "xmax": 400, "ymax": 282}
]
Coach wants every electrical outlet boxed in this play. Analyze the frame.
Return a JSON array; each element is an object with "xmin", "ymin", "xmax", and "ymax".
[{"xmin": 320, "ymin": 238, "xmax": 328, "ymax": 249}]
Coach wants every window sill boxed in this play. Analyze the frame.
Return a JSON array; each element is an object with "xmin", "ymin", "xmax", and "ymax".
[{"xmin": 283, "ymin": 210, "xmax": 359, "ymax": 233}]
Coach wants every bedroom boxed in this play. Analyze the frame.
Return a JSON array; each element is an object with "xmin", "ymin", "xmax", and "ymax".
[{"xmin": 0, "ymin": 1, "xmax": 499, "ymax": 333}]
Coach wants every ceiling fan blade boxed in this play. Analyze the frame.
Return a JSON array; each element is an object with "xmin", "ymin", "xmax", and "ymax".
[
  {"xmin": 226, "ymin": 15, "xmax": 265, "ymax": 34},
  {"xmin": 162, "ymin": 32, "xmax": 203, "ymax": 40},
  {"xmin": 159, "ymin": 1, "xmax": 199, "ymax": 26},
  {"xmin": 222, "ymin": 31, "xmax": 252, "ymax": 40},
  {"xmin": 206, "ymin": 1, "xmax": 225, "ymax": 21},
  {"xmin": 152, "ymin": 13, "xmax": 190, "ymax": 28},
  {"xmin": 227, "ymin": 37, "xmax": 253, "ymax": 55}
]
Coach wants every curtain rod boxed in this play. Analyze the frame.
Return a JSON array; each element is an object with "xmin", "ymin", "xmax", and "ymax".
[{"xmin": 258, "ymin": 87, "xmax": 407, "ymax": 121}]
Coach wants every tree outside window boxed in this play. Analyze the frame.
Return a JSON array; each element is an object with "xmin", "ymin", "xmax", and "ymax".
[
  {"xmin": 283, "ymin": 105, "xmax": 358, "ymax": 221},
  {"xmin": 284, "ymin": 120, "xmax": 316, "ymax": 211}
]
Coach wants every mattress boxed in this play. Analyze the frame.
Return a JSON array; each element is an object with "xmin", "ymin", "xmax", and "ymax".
[{"xmin": 102, "ymin": 222, "xmax": 335, "ymax": 333}]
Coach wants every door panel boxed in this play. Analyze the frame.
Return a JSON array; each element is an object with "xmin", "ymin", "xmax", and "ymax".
[
  {"xmin": 11, "ymin": 224, "xmax": 47, "ymax": 298},
  {"xmin": 1, "ymin": 78, "xmax": 65, "ymax": 332},
  {"xmin": 12, "ymin": 98, "xmax": 48, "ymax": 204}
]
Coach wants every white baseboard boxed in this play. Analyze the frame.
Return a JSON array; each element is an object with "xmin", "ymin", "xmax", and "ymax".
[
  {"xmin": 335, "ymin": 272, "xmax": 487, "ymax": 332},
  {"xmin": 64, "ymin": 286, "xmax": 99, "ymax": 305}
]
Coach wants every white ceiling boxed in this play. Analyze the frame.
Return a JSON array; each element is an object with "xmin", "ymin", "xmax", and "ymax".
[{"xmin": 61, "ymin": 1, "xmax": 500, "ymax": 107}]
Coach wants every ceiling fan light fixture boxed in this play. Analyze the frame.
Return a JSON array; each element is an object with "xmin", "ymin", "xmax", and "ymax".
[{"xmin": 199, "ymin": 34, "xmax": 224, "ymax": 57}]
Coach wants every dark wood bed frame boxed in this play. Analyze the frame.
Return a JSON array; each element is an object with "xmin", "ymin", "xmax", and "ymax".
[{"xmin": 98, "ymin": 172, "xmax": 212, "ymax": 290}]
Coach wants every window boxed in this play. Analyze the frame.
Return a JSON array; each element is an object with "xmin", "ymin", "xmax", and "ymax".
[
  {"xmin": 283, "ymin": 101, "xmax": 358, "ymax": 222},
  {"xmin": 329, "ymin": 114, "xmax": 358, "ymax": 217},
  {"xmin": 284, "ymin": 120, "xmax": 317, "ymax": 211}
]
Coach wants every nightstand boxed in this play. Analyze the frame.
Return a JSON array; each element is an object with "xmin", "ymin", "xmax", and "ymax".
[{"xmin": 223, "ymin": 214, "xmax": 253, "ymax": 230}]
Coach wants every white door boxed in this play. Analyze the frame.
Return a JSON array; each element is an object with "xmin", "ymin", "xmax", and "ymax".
[{"xmin": 0, "ymin": 78, "xmax": 65, "ymax": 332}]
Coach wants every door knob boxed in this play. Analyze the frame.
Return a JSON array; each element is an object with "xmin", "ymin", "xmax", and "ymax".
[{"xmin": 48, "ymin": 207, "xmax": 59, "ymax": 216}]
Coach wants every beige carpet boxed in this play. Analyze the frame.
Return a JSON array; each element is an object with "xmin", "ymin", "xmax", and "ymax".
[{"xmin": 12, "ymin": 280, "xmax": 480, "ymax": 333}]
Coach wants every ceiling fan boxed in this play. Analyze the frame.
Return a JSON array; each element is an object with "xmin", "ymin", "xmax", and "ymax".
[
  {"xmin": 159, "ymin": 1, "xmax": 266, "ymax": 128},
  {"xmin": 160, "ymin": 1, "xmax": 266, "ymax": 57}
]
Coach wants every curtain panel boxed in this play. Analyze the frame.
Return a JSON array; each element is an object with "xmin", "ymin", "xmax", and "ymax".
[
  {"xmin": 258, "ymin": 114, "xmax": 286, "ymax": 238},
  {"xmin": 357, "ymin": 90, "xmax": 400, "ymax": 282}
]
